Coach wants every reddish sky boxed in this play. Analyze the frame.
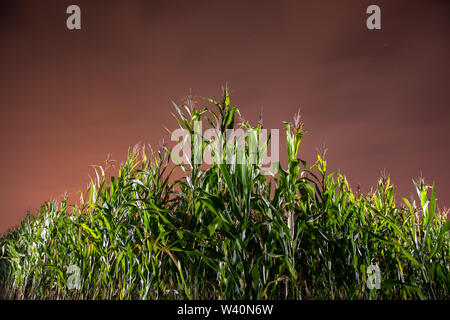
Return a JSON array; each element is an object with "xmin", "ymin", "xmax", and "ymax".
[{"xmin": 0, "ymin": 0, "xmax": 449, "ymax": 234}]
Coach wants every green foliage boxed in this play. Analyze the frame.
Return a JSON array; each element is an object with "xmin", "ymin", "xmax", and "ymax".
[{"xmin": 0, "ymin": 90, "xmax": 448, "ymax": 300}]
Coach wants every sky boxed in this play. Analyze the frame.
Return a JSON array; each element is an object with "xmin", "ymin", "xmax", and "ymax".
[{"xmin": 0, "ymin": 0, "xmax": 449, "ymax": 234}]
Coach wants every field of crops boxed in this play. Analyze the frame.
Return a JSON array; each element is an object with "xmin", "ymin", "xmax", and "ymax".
[{"xmin": 0, "ymin": 90, "xmax": 448, "ymax": 299}]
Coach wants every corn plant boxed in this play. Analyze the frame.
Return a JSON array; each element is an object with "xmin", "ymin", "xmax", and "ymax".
[{"xmin": 0, "ymin": 89, "xmax": 448, "ymax": 300}]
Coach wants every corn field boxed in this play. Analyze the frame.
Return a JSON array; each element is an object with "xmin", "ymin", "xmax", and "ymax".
[{"xmin": 0, "ymin": 90, "xmax": 448, "ymax": 300}]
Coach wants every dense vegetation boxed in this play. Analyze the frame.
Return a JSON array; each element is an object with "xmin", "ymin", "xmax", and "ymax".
[{"xmin": 0, "ymin": 90, "xmax": 448, "ymax": 299}]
